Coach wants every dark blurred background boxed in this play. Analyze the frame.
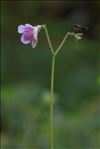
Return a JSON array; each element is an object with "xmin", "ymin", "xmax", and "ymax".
[{"xmin": 1, "ymin": 1, "xmax": 100, "ymax": 149}]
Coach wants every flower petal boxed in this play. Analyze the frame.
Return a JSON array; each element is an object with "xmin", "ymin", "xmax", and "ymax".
[
  {"xmin": 31, "ymin": 39, "xmax": 38, "ymax": 48},
  {"xmin": 21, "ymin": 33, "xmax": 31, "ymax": 44},
  {"xmin": 25, "ymin": 24, "xmax": 34, "ymax": 29},
  {"xmin": 18, "ymin": 25, "xmax": 26, "ymax": 34},
  {"xmin": 33, "ymin": 27, "xmax": 39, "ymax": 40}
]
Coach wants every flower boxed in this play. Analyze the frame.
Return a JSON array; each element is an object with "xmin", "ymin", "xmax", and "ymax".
[{"xmin": 18, "ymin": 24, "xmax": 42, "ymax": 48}]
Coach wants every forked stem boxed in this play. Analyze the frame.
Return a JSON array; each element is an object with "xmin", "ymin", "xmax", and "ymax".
[{"xmin": 43, "ymin": 25, "xmax": 70, "ymax": 149}]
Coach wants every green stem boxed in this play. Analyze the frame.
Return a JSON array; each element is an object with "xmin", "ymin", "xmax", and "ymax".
[
  {"xmin": 50, "ymin": 55, "xmax": 56, "ymax": 149},
  {"xmin": 55, "ymin": 32, "xmax": 69, "ymax": 55},
  {"xmin": 43, "ymin": 25, "xmax": 70, "ymax": 149},
  {"xmin": 43, "ymin": 25, "xmax": 55, "ymax": 149},
  {"xmin": 43, "ymin": 25, "xmax": 55, "ymax": 55}
]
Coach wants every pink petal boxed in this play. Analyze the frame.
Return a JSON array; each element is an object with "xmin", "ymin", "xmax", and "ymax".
[
  {"xmin": 18, "ymin": 25, "xmax": 26, "ymax": 34},
  {"xmin": 21, "ymin": 33, "xmax": 31, "ymax": 44},
  {"xmin": 25, "ymin": 24, "xmax": 34, "ymax": 29},
  {"xmin": 33, "ymin": 27, "xmax": 39, "ymax": 40},
  {"xmin": 31, "ymin": 39, "xmax": 38, "ymax": 48}
]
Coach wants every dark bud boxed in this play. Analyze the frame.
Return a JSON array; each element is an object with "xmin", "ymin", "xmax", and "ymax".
[{"xmin": 73, "ymin": 24, "xmax": 88, "ymax": 34}]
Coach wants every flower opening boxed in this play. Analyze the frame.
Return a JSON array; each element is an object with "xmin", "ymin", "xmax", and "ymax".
[{"xmin": 18, "ymin": 24, "xmax": 42, "ymax": 48}]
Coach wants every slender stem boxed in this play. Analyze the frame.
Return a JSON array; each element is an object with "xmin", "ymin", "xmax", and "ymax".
[
  {"xmin": 50, "ymin": 55, "xmax": 56, "ymax": 149},
  {"xmin": 43, "ymin": 25, "xmax": 55, "ymax": 55},
  {"xmin": 43, "ymin": 25, "xmax": 70, "ymax": 149},
  {"xmin": 43, "ymin": 25, "xmax": 55, "ymax": 149},
  {"xmin": 55, "ymin": 32, "xmax": 69, "ymax": 55}
]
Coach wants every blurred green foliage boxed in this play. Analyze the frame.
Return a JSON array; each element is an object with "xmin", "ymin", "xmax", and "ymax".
[{"xmin": 1, "ymin": 1, "xmax": 100, "ymax": 149}]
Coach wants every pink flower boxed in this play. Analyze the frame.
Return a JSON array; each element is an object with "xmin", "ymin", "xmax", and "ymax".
[{"xmin": 18, "ymin": 24, "xmax": 41, "ymax": 48}]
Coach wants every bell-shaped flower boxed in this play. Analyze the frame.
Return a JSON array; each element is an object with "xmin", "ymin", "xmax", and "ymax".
[{"xmin": 18, "ymin": 24, "xmax": 42, "ymax": 48}]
